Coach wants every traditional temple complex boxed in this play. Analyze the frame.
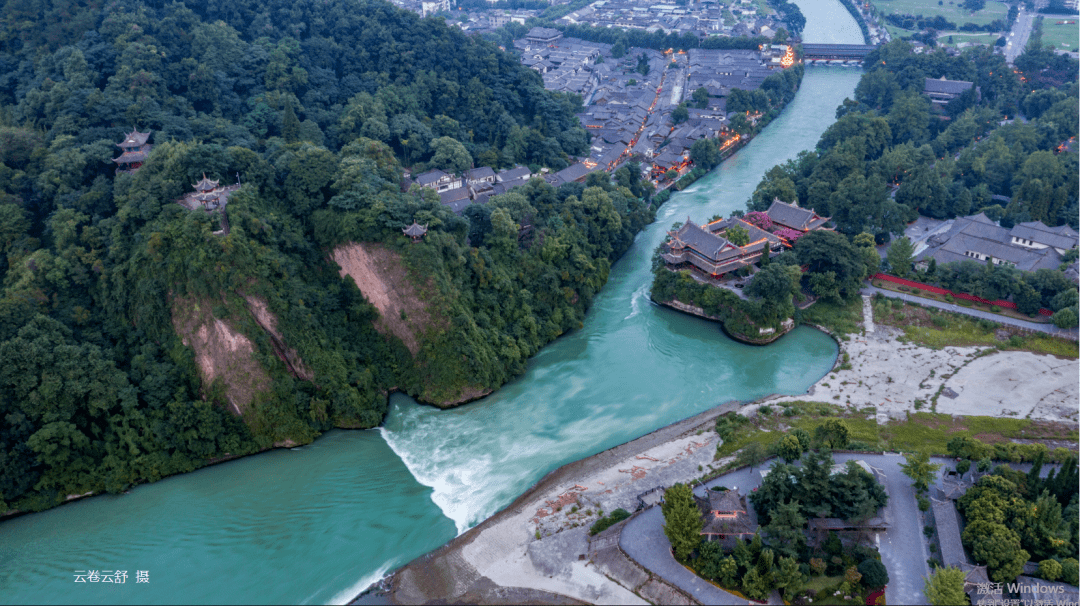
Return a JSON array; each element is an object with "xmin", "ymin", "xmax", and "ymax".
[
  {"xmin": 661, "ymin": 199, "xmax": 832, "ymax": 277},
  {"xmin": 661, "ymin": 218, "xmax": 782, "ymax": 277},
  {"xmin": 112, "ymin": 128, "xmax": 152, "ymax": 174}
]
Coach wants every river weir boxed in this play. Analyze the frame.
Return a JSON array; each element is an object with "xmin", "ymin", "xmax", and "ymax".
[{"xmin": 0, "ymin": 0, "xmax": 861, "ymax": 603}]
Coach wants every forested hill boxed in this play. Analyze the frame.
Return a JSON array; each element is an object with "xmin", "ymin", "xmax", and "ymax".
[{"xmin": 0, "ymin": 0, "xmax": 654, "ymax": 514}]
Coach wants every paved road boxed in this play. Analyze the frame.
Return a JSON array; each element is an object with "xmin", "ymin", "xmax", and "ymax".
[
  {"xmin": 620, "ymin": 455, "xmax": 934, "ymax": 605},
  {"xmin": 862, "ymin": 285, "xmax": 1079, "ymax": 341},
  {"xmin": 621, "ymin": 507, "xmax": 748, "ymax": 605},
  {"xmin": 621, "ymin": 465, "xmax": 772, "ymax": 605},
  {"xmin": 1006, "ymin": 10, "xmax": 1036, "ymax": 64}
]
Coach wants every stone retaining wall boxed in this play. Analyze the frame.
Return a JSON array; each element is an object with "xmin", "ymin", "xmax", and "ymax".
[{"xmin": 588, "ymin": 514, "xmax": 697, "ymax": 605}]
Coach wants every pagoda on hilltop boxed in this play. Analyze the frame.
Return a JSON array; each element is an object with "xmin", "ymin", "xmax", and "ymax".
[
  {"xmin": 113, "ymin": 128, "xmax": 152, "ymax": 174},
  {"xmin": 402, "ymin": 222, "xmax": 428, "ymax": 242}
]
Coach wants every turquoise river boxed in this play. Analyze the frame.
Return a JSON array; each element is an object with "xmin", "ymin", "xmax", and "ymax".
[{"xmin": 0, "ymin": 0, "xmax": 862, "ymax": 602}]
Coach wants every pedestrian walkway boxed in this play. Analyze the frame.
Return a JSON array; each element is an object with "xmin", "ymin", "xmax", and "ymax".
[
  {"xmin": 862, "ymin": 285, "xmax": 1078, "ymax": 341},
  {"xmin": 862, "ymin": 294, "xmax": 875, "ymax": 334}
]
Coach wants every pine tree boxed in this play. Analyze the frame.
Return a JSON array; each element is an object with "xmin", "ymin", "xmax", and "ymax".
[
  {"xmin": 282, "ymin": 97, "xmax": 301, "ymax": 144},
  {"xmin": 662, "ymin": 483, "xmax": 703, "ymax": 561}
]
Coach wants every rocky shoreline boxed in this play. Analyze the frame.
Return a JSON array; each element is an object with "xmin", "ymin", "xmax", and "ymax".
[{"xmin": 655, "ymin": 298, "xmax": 796, "ymax": 346}]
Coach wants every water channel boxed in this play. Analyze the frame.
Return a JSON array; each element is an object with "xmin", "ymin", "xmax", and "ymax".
[{"xmin": 0, "ymin": 1, "xmax": 862, "ymax": 603}]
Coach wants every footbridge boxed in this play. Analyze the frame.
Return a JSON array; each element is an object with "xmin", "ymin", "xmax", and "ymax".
[{"xmin": 801, "ymin": 43, "xmax": 878, "ymax": 64}]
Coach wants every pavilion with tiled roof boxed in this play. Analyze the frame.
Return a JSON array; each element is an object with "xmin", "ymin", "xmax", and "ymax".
[
  {"xmin": 403, "ymin": 222, "xmax": 428, "ymax": 242},
  {"xmin": 695, "ymin": 488, "xmax": 758, "ymax": 548},
  {"xmin": 112, "ymin": 128, "xmax": 152, "ymax": 174}
]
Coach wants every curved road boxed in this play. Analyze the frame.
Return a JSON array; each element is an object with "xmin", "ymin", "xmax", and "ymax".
[{"xmin": 620, "ymin": 454, "xmax": 938, "ymax": 606}]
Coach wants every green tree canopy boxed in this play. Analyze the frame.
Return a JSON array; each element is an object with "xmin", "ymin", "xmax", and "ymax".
[
  {"xmin": 662, "ymin": 483, "xmax": 703, "ymax": 561},
  {"xmin": 900, "ymin": 451, "xmax": 942, "ymax": 494},
  {"xmin": 886, "ymin": 236, "xmax": 916, "ymax": 278},
  {"xmin": 924, "ymin": 567, "xmax": 967, "ymax": 606}
]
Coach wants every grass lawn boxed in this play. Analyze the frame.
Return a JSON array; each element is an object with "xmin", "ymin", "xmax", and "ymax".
[
  {"xmin": 885, "ymin": 23, "xmax": 917, "ymax": 38},
  {"xmin": 800, "ymin": 296, "xmax": 865, "ymax": 337},
  {"xmin": 1041, "ymin": 19, "xmax": 1080, "ymax": 52},
  {"xmin": 937, "ymin": 31, "xmax": 1001, "ymax": 46},
  {"xmin": 714, "ymin": 402, "xmax": 1077, "ymax": 458},
  {"xmin": 869, "ymin": 293, "xmax": 1079, "ymax": 358},
  {"xmin": 804, "ymin": 575, "xmax": 844, "ymax": 593},
  {"xmin": 871, "ymin": 0, "xmax": 1009, "ymax": 27}
]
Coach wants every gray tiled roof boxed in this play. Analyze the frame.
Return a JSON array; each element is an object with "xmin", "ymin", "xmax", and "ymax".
[
  {"xmin": 706, "ymin": 489, "xmax": 744, "ymax": 513},
  {"xmin": 416, "ymin": 169, "xmax": 448, "ymax": 186},
  {"xmin": 766, "ymin": 199, "xmax": 828, "ymax": 231},
  {"xmin": 402, "ymin": 222, "xmax": 427, "ymax": 237},
  {"xmin": 962, "ymin": 564, "xmax": 1002, "ymax": 605},
  {"xmin": 526, "ymin": 26, "xmax": 562, "ymax": 40},
  {"xmin": 492, "ymin": 177, "xmax": 529, "ymax": 195},
  {"xmin": 915, "ymin": 213, "xmax": 1067, "ymax": 271},
  {"xmin": 497, "ymin": 167, "xmax": 531, "ymax": 182},
  {"xmin": 931, "ymin": 498, "xmax": 968, "ymax": 569},
  {"xmin": 465, "ymin": 166, "xmax": 496, "ymax": 182},
  {"xmin": 670, "ymin": 220, "xmax": 731, "ymax": 260},
  {"xmin": 555, "ymin": 162, "xmax": 595, "ymax": 183},
  {"xmin": 924, "ymin": 77, "xmax": 974, "ymax": 95},
  {"xmin": 708, "ymin": 217, "xmax": 781, "ymax": 248},
  {"xmin": 439, "ymin": 188, "xmax": 470, "ymax": 205},
  {"xmin": 1010, "ymin": 222, "xmax": 1079, "ymax": 250},
  {"xmin": 696, "ymin": 489, "xmax": 758, "ymax": 536}
]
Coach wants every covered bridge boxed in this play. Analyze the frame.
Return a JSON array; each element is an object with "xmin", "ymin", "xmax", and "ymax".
[{"xmin": 801, "ymin": 44, "xmax": 877, "ymax": 61}]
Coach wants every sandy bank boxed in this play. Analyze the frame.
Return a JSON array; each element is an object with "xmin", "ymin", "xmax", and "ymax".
[{"xmin": 754, "ymin": 299, "xmax": 1079, "ymax": 424}]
